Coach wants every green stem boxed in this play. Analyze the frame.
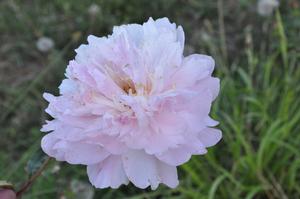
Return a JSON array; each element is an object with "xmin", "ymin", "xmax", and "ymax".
[{"xmin": 16, "ymin": 157, "xmax": 51, "ymax": 198}]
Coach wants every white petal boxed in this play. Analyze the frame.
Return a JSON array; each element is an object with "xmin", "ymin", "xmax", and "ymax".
[
  {"xmin": 154, "ymin": 17, "xmax": 176, "ymax": 31},
  {"xmin": 42, "ymin": 133, "xmax": 110, "ymax": 165},
  {"xmin": 41, "ymin": 133, "xmax": 65, "ymax": 161},
  {"xmin": 143, "ymin": 17, "xmax": 158, "ymax": 39},
  {"xmin": 173, "ymin": 54, "xmax": 215, "ymax": 88},
  {"xmin": 59, "ymin": 79, "xmax": 78, "ymax": 95},
  {"xmin": 198, "ymin": 128, "xmax": 222, "ymax": 147},
  {"xmin": 177, "ymin": 26, "xmax": 185, "ymax": 48},
  {"xmin": 122, "ymin": 150, "xmax": 159, "ymax": 189},
  {"xmin": 156, "ymin": 147, "xmax": 192, "ymax": 166},
  {"xmin": 122, "ymin": 150, "xmax": 179, "ymax": 189},
  {"xmin": 196, "ymin": 77, "xmax": 220, "ymax": 101},
  {"xmin": 87, "ymin": 155, "xmax": 129, "ymax": 189},
  {"xmin": 62, "ymin": 142, "xmax": 110, "ymax": 165},
  {"xmin": 205, "ymin": 116, "xmax": 219, "ymax": 126},
  {"xmin": 158, "ymin": 162, "xmax": 179, "ymax": 188},
  {"xmin": 156, "ymin": 137, "xmax": 207, "ymax": 166}
]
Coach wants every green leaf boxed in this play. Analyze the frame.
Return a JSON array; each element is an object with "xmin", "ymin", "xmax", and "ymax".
[{"xmin": 25, "ymin": 149, "xmax": 49, "ymax": 177}]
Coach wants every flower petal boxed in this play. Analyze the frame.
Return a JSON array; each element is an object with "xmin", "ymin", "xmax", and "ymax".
[
  {"xmin": 87, "ymin": 155, "xmax": 129, "ymax": 189},
  {"xmin": 122, "ymin": 150, "xmax": 179, "ymax": 189},
  {"xmin": 156, "ymin": 137, "xmax": 207, "ymax": 166},
  {"xmin": 158, "ymin": 162, "xmax": 179, "ymax": 188},
  {"xmin": 198, "ymin": 128, "xmax": 222, "ymax": 147},
  {"xmin": 41, "ymin": 133, "xmax": 110, "ymax": 165},
  {"xmin": 172, "ymin": 54, "xmax": 215, "ymax": 88}
]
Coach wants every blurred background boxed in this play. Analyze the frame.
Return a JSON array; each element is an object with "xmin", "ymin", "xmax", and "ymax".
[{"xmin": 1, "ymin": 0, "xmax": 300, "ymax": 198}]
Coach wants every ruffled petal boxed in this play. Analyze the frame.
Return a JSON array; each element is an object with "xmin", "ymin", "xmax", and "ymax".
[
  {"xmin": 156, "ymin": 137, "xmax": 207, "ymax": 166},
  {"xmin": 158, "ymin": 161, "xmax": 179, "ymax": 188},
  {"xmin": 198, "ymin": 128, "xmax": 222, "ymax": 147},
  {"xmin": 122, "ymin": 150, "xmax": 159, "ymax": 189},
  {"xmin": 87, "ymin": 155, "xmax": 129, "ymax": 189},
  {"xmin": 41, "ymin": 133, "xmax": 110, "ymax": 165},
  {"xmin": 122, "ymin": 150, "xmax": 179, "ymax": 189},
  {"xmin": 172, "ymin": 54, "xmax": 215, "ymax": 88}
]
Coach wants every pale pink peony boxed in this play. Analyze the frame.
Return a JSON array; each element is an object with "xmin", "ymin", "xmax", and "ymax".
[{"xmin": 41, "ymin": 17, "xmax": 222, "ymax": 190}]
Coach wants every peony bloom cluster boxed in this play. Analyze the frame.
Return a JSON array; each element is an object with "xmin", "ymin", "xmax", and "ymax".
[{"xmin": 41, "ymin": 17, "xmax": 222, "ymax": 189}]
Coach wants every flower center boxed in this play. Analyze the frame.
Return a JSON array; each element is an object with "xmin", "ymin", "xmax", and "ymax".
[{"xmin": 122, "ymin": 81, "xmax": 137, "ymax": 95}]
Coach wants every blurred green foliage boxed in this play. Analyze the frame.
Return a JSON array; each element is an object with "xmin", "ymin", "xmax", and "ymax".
[{"xmin": 0, "ymin": 0, "xmax": 300, "ymax": 198}]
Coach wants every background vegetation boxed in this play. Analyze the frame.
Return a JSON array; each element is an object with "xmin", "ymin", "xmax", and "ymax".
[{"xmin": 1, "ymin": 0, "xmax": 300, "ymax": 198}]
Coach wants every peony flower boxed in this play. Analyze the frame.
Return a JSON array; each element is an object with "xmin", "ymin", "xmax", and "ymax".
[
  {"xmin": 41, "ymin": 17, "xmax": 222, "ymax": 190},
  {"xmin": 257, "ymin": 0, "xmax": 279, "ymax": 16},
  {"xmin": 36, "ymin": 36, "xmax": 54, "ymax": 53},
  {"xmin": 88, "ymin": 4, "xmax": 100, "ymax": 16}
]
